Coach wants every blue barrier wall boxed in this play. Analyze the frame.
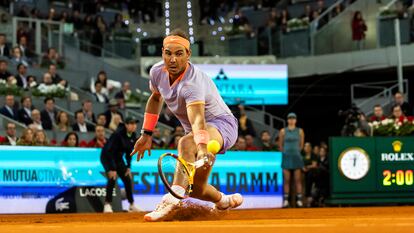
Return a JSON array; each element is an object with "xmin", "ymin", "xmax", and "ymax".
[{"xmin": 0, "ymin": 146, "xmax": 283, "ymax": 213}]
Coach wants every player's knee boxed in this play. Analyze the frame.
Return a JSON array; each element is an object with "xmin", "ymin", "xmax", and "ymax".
[{"xmin": 178, "ymin": 136, "xmax": 196, "ymax": 155}]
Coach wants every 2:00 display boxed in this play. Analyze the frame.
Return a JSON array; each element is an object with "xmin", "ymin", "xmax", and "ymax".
[{"xmin": 383, "ymin": 170, "xmax": 414, "ymax": 186}]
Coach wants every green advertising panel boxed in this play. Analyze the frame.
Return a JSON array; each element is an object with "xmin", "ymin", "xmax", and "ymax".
[{"xmin": 329, "ymin": 137, "xmax": 414, "ymax": 205}]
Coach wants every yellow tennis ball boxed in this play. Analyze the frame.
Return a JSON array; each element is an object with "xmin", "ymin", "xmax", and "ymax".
[{"xmin": 207, "ymin": 140, "xmax": 221, "ymax": 154}]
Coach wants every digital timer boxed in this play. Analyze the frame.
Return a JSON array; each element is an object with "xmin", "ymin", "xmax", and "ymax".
[{"xmin": 383, "ymin": 170, "xmax": 414, "ymax": 186}]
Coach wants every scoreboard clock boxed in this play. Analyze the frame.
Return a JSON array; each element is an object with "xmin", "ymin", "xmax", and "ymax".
[{"xmin": 329, "ymin": 137, "xmax": 414, "ymax": 205}]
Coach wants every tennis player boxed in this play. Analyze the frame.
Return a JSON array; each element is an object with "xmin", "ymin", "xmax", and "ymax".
[{"xmin": 130, "ymin": 29, "xmax": 243, "ymax": 221}]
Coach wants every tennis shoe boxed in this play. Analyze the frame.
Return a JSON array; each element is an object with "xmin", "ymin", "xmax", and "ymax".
[
  {"xmin": 215, "ymin": 193, "xmax": 243, "ymax": 210},
  {"xmin": 144, "ymin": 194, "xmax": 180, "ymax": 221}
]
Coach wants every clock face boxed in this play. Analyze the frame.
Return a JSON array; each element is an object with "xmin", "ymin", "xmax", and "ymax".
[{"xmin": 338, "ymin": 148, "xmax": 370, "ymax": 180}]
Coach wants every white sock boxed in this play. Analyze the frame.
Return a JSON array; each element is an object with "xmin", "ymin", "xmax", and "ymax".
[
  {"xmin": 162, "ymin": 185, "xmax": 184, "ymax": 205},
  {"xmin": 215, "ymin": 192, "xmax": 230, "ymax": 208}
]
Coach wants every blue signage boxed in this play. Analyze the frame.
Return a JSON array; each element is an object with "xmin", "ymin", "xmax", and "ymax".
[
  {"xmin": 195, "ymin": 64, "xmax": 288, "ymax": 105},
  {"xmin": 0, "ymin": 146, "xmax": 283, "ymax": 213}
]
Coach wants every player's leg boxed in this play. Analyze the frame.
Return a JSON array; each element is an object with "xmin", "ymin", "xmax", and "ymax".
[
  {"xmin": 283, "ymin": 169, "xmax": 291, "ymax": 208},
  {"xmin": 294, "ymin": 168, "xmax": 303, "ymax": 207},
  {"xmin": 101, "ymin": 156, "xmax": 116, "ymax": 213},
  {"xmin": 190, "ymin": 125, "xmax": 243, "ymax": 210}
]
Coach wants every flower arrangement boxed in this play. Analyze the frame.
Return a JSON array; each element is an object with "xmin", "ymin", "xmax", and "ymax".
[
  {"xmin": 33, "ymin": 83, "xmax": 68, "ymax": 98},
  {"xmin": 286, "ymin": 18, "xmax": 309, "ymax": 32},
  {"xmin": 379, "ymin": 6, "xmax": 399, "ymax": 18},
  {"xmin": 369, "ymin": 116, "xmax": 414, "ymax": 136},
  {"xmin": 0, "ymin": 79, "xmax": 22, "ymax": 96}
]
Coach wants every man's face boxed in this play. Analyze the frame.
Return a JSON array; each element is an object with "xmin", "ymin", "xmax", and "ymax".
[
  {"xmin": 45, "ymin": 100, "xmax": 55, "ymax": 112},
  {"xmin": 20, "ymin": 36, "xmax": 27, "ymax": 46},
  {"xmin": 18, "ymin": 65, "xmax": 27, "ymax": 75},
  {"xmin": 95, "ymin": 83, "xmax": 102, "ymax": 93},
  {"xmin": 126, "ymin": 122, "xmax": 137, "ymax": 133},
  {"xmin": 261, "ymin": 132, "xmax": 270, "ymax": 142},
  {"xmin": 49, "ymin": 48, "xmax": 57, "ymax": 58},
  {"xmin": 23, "ymin": 97, "xmax": 32, "ymax": 108},
  {"xmin": 6, "ymin": 123, "xmax": 16, "ymax": 137},
  {"xmin": 236, "ymin": 137, "xmax": 247, "ymax": 150},
  {"xmin": 374, "ymin": 106, "xmax": 383, "ymax": 117},
  {"xmin": 48, "ymin": 65, "xmax": 57, "ymax": 75},
  {"xmin": 83, "ymin": 102, "xmax": 92, "ymax": 112},
  {"xmin": 123, "ymin": 82, "xmax": 130, "ymax": 92},
  {"xmin": 32, "ymin": 109, "xmax": 41, "ymax": 121},
  {"xmin": 5, "ymin": 95, "xmax": 14, "ymax": 107},
  {"xmin": 162, "ymin": 43, "xmax": 190, "ymax": 78},
  {"xmin": 43, "ymin": 73, "xmax": 52, "ymax": 84},
  {"xmin": 13, "ymin": 48, "xmax": 21, "ymax": 58},
  {"xmin": 395, "ymin": 93, "xmax": 404, "ymax": 104},
  {"xmin": 97, "ymin": 115, "xmax": 106, "ymax": 126},
  {"xmin": 0, "ymin": 62, "xmax": 7, "ymax": 71},
  {"xmin": 393, "ymin": 106, "xmax": 403, "ymax": 118},
  {"xmin": 245, "ymin": 135, "xmax": 254, "ymax": 146},
  {"xmin": 76, "ymin": 113, "xmax": 85, "ymax": 124},
  {"xmin": 304, "ymin": 143, "xmax": 312, "ymax": 153},
  {"xmin": 95, "ymin": 126, "xmax": 105, "ymax": 139}
]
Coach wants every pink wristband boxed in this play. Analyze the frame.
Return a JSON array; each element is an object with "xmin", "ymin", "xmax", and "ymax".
[
  {"xmin": 194, "ymin": 130, "xmax": 210, "ymax": 145},
  {"xmin": 143, "ymin": 113, "xmax": 159, "ymax": 131}
]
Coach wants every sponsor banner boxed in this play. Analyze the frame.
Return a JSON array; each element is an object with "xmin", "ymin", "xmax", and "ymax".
[{"xmin": 0, "ymin": 146, "xmax": 282, "ymax": 213}]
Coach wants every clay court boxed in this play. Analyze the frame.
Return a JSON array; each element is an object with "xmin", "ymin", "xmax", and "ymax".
[{"xmin": 1, "ymin": 206, "xmax": 414, "ymax": 233}]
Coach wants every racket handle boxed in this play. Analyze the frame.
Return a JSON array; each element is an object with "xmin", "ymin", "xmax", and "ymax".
[{"xmin": 194, "ymin": 159, "xmax": 204, "ymax": 168}]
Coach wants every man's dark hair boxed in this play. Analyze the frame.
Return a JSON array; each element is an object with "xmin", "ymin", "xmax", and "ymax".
[
  {"xmin": 167, "ymin": 28, "xmax": 189, "ymax": 41},
  {"xmin": 0, "ymin": 33, "xmax": 5, "ymax": 37},
  {"xmin": 82, "ymin": 99, "xmax": 92, "ymax": 105},
  {"xmin": 374, "ymin": 104, "xmax": 382, "ymax": 108},
  {"xmin": 48, "ymin": 63, "xmax": 56, "ymax": 69},
  {"xmin": 260, "ymin": 130, "xmax": 270, "ymax": 136},
  {"xmin": 44, "ymin": 97, "xmax": 55, "ymax": 104},
  {"xmin": 0, "ymin": 59, "xmax": 7, "ymax": 64},
  {"xmin": 392, "ymin": 104, "xmax": 402, "ymax": 111},
  {"xmin": 17, "ymin": 63, "xmax": 26, "ymax": 70},
  {"xmin": 20, "ymin": 96, "xmax": 31, "ymax": 104},
  {"xmin": 75, "ymin": 110, "xmax": 83, "ymax": 118}
]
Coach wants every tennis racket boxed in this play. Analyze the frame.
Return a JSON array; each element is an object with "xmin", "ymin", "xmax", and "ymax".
[{"xmin": 158, "ymin": 152, "xmax": 213, "ymax": 199}]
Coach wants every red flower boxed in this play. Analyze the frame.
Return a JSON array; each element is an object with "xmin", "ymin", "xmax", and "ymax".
[
  {"xmin": 0, "ymin": 136, "xmax": 5, "ymax": 143},
  {"xmin": 407, "ymin": 116, "xmax": 414, "ymax": 122}
]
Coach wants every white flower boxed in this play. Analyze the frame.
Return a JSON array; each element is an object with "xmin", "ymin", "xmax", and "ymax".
[
  {"xmin": 0, "ymin": 79, "xmax": 6, "ymax": 85},
  {"xmin": 381, "ymin": 119, "xmax": 388, "ymax": 125},
  {"xmin": 372, "ymin": 121, "xmax": 379, "ymax": 127},
  {"xmin": 398, "ymin": 122, "xmax": 402, "ymax": 126},
  {"xmin": 388, "ymin": 119, "xmax": 394, "ymax": 124},
  {"xmin": 395, "ymin": 125, "xmax": 400, "ymax": 130}
]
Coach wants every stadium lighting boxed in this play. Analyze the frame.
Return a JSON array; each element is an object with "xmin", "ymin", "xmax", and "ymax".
[
  {"xmin": 136, "ymin": 27, "xmax": 141, "ymax": 33},
  {"xmin": 165, "ymin": 0, "xmax": 170, "ymax": 36},
  {"xmin": 186, "ymin": 0, "xmax": 195, "ymax": 44}
]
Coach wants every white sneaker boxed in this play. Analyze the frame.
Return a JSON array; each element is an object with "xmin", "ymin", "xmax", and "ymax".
[
  {"xmin": 215, "ymin": 193, "xmax": 243, "ymax": 210},
  {"xmin": 103, "ymin": 203, "xmax": 113, "ymax": 213},
  {"xmin": 128, "ymin": 203, "xmax": 144, "ymax": 212},
  {"xmin": 296, "ymin": 200, "xmax": 304, "ymax": 208},
  {"xmin": 283, "ymin": 200, "xmax": 290, "ymax": 208},
  {"xmin": 144, "ymin": 195, "xmax": 180, "ymax": 222}
]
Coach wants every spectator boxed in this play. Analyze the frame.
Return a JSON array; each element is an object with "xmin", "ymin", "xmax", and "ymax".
[
  {"xmin": 72, "ymin": 110, "xmax": 95, "ymax": 133},
  {"xmin": 313, "ymin": 145, "xmax": 320, "ymax": 156},
  {"xmin": 235, "ymin": 104, "xmax": 256, "ymax": 137},
  {"xmin": 245, "ymin": 134, "xmax": 258, "ymax": 151},
  {"xmin": 316, "ymin": 0, "xmax": 327, "ymax": 16},
  {"xmin": 279, "ymin": 9, "xmax": 290, "ymax": 32},
  {"xmin": 393, "ymin": 92, "xmax": 411, "ymax": 116},
  {"xmin": 0, "ymin": 94, "xmax": 18, "ymax": 120},
  {"xmin": 115, "ymin": 81, "xmax": 132, "ymax": 102},
  {"xmin": 41, "ymin": 47, "xmax": 65, "ymax": 69},
  {"xmin": 91, "ymin": 71, "xmax": 117, "ymax": 95},
  {"xmin": 315, "ymin": 146, "xmax": 329, "ymax": 205},
  {"xmin": 260, "ymin": 130, "xmax": 278, "ymax": 151},
  {"xmin": 33, "ymin": 130, "xmax": 49, "ymax": 146},
  {"xmin": 18, "ymin": 35, "xmax": 34, "ymax": 59},
  {"xmin": 302, "ymin": 142, "xmax": 318, "ymax": 207},
  {"xmin": 391, "ymin": 104, "xmax": 405, "ymax": 122},
  {"xmin": 29, "ymin": 109, "xmax": 43, "ymax": 131},
  {"xmin": 17, "ymin": 128, "xmax": 34, "ymax": 146},
  {"xmin": 232, "ymin": 9, "xmax": 254, "ymax": 37},
  {"xmin": 301, "ymin": 5, "xmax": 313, "ymax": 21},
  {"xmin": 370, "ymin": 104, "xmax": 386, "ymax": 122},
  {"xmin": 152, "ymin": 128, "xmax": 165, "ymax": 149},
  {"xmin": 56, "ymin": 111, "xmax": 71, "ymax": 132},
  {"xmin": 40, "ymin": 97, "xmax": 57, "ymax": 130},
  {"xmin": 80, "ymin": 99, "xmax": 96, "ymax": 123},
  {"xmin": 279, "ymin": 113, "xmax": 305, "ymax": 208},
  {"xmin": 110, "ymin": 13, "xmax": 128, "ymax": 34},
  {"xmin": 10, "ymin": 47, "xmax": 30, "ymax": 67},
  {"xmin": 17, "ymin": 96, "xmax": 33, "ymax": 125},
  {"xmin": 233, "ymin": 136, "xmax": 247, "ymax": 151},
  {"xmin": 108, "ymin": 113, "xmax": 123, "ymax": 131},
  {"xmin": 159, "ymin": 107, "xmax": 180, "ymax": 128},
  {"xmin": 27, "ymin": 75, "xmax": 38, "ymax": 88},
  {"xmin": 0, "ymin": 33, "xmax": 10, "ymax": 57},
  {"xmin": 351, "ymin": 11, "xmax": 367, "ymax": 50},
  {"xmin": 267, "ymin": 8, "xmax": 281, "ymax": 31},
  {"xmin": 93, "ymin": 81, "xmax": 109, "ymax": 103},
  {"xmin": 15, "ymin": 63, "xmax": 28, "ymax": 89},
  {"xmin": 87, "ymin": 125, "xmax": 107, "ymax": 148},
  {"xmin": 2, "ymin": 122, "xmax": 18, "ymax": 146},
  {"xmin": 0, "ymin": 59, "xmax": 11, "ymax": 80},
  {"xmin": 96, "ymin": 113, "xmax": 107, "ymax": 127},
  {"xmin": 172, "ymin": 125, "xmax": 185, "ymax": 136},
  {"xmin": 62, "ymin": 132, "xmax": 79, "ymax": 147},
  {"xmin": 103, "ymin": 99, "xmax": 124, "ymax": 128},
  {"xmin": 48, "ymin": 64, "xmax": 67, "ymax": 86},
  {"xmin": 91, "ymin": 15, "xmax": 107, "ymax": 56},
  {"xmin": 331, "ymin": 3, "xmax": 343, "ymax": 18}
]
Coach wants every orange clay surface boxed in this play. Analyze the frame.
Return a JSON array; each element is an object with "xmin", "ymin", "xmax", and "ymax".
[{"xmin": 1, "ymin": 206, "xmax": 414, "ymax": 233}]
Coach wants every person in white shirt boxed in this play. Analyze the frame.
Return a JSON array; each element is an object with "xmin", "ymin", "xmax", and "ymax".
[
  {"xmin": 93, "ymin": 81, "xmax": 109, "ymax": 103},
  {"xmin": 29, "ymin": 109, "xmax": 43, "ymax": 131}
]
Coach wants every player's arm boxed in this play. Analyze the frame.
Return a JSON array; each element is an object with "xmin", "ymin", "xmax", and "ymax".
[
  {"xmin": 187, "ymin": 103, "xmax": 209, "ymax": 156},
  {"xmin": 130, "ymin": 92, "xmax": 163, "ymax": 159}
]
